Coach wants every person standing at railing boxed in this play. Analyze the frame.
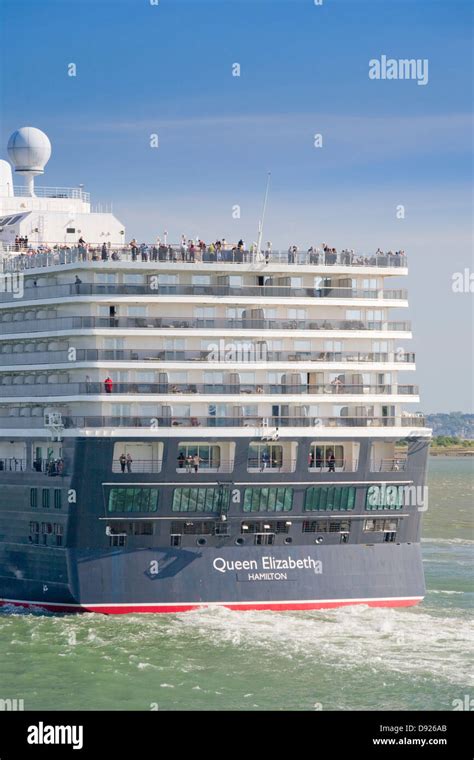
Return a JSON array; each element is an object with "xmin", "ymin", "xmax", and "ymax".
[
  {"xmin": 327, "ymin": 450, "xmax": 336, "ymax": 472},
  {"xmin": 119, "ymin": 453, "xmax": 126, "ymax": 473},
  {"xmin": 126, "ymin": 453, "xmax": 133, "ymax": 473},
  {"xmin": 104, "ymin": 376, "xmax": 113, "ymax": 394},
  {"xmin": 129, "ymin": 238, "xmax": 138, "ymax": 261},
  {"xmin": 101, "ymin": 243, "xmax": 108, "ymax": 261}
]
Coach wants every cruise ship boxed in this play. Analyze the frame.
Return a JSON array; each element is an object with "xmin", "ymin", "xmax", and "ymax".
[{"xmin": 0, "ymin": 127, "xmax": 431, "ymax": 613}]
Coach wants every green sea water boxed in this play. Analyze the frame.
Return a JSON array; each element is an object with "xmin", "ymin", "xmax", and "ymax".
[{"xmin": 0, "ymin": 457, "xmax": 472, "ymax": 711}]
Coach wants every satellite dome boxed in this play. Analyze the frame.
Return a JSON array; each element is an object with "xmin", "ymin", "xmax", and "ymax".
[{"xmin": 7, "ymin": 127, "xmax": 51, "ymax": 174}]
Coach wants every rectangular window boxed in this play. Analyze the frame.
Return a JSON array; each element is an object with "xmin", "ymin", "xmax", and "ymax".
[
  {"xmin": 288, "ymin": 309, "xmax": 306, "ymax": 320},
  {"xmin": 172, "ymin": 487, "xmax": 230, "ymax": 513},
  {"xmin": 243, "ymin": 488, "xmax": 293, "ymax": 513},
  {"xmin": 108, "ymin": 488, "xmax": 159, "ymax": 513},
  {"xmin": 302, "ymin": 520, "xmax": 351, "ymax": 533},
  {"xmin": 309, "ymin": 444, "xmax": 344, "ymax": 470},
  {"xmin": 109, "ymin": 535, "xmax": 126, "ymax": 547},
  {"xmin": 128, "ymin": 306, "xmax": 147, "ymax": 317},
  {"xmin": 158, "ymin": 274, "xmax": 177, "ymax": 285},
  {"xmin": 192, "ymin": 275, "xmax": 211, "ymax": 285},
  {"xmin": 365, "ymin": 485, "xmax": 404, "ymax": 511},
  {"xmin": 364, "ymin": 519, "xmax": 399, "ymax": 531},
  {"xmin": 30, "ymin": 488, "xmax": 37, "ymax": 508},
  {"xmin": 123, "ymin": 274, "xmax": 145, "ymax": 285},
  {"xmin": 195, "ymin": 307, "xmax": 216, "ymax": 319},
  {"xmin": 54, "ymin": 489, "xmax": 62, "ymax": 509},
  {"xmin": 304, "ymin": 487, "xmax": 356, "ymax": 512},
  {"xmin": 248, "ymin": 443, "xmax": 283, "ymax": 470},
  {"xmin": 176, "ymin": 444, "xmax": 221, "ymax": 470},
  {"xmin": 29, "ymin": 521, "xmax": 39, "ymax": 534},
  {"xmin": 96, "ymin": 274, "xmax": 116, "ymax": 284},
  {"xmin": 42, "ymin": 489, "xmax": 50, "ymax": 509}
]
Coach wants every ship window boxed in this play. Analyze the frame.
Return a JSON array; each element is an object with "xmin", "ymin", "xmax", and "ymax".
[
  {"xmin": 309, "ymin": 444, "xmax": 344, "ymax": 470},
  {"xmin": 304, "ymin": 487, "xmax": 356, "ymax": 512},
  {"xmin": 365, "ymin": 485, "xmax": 404, "ymax": 511},
  {"xmin": 302, "ymin": 520, "xmax": 351, "ymax": 533},
  {"xmin": 107, "ymin": 488, "xmax": 159, "ymax": 513},
  {"xmin": 41, "ymin": 522, "xmax": 53, "ymax": 534},
  {"xmin": 176, "ymin": 444, "xmax": 221, "ymax": 470},
  {"xmin": 364, "ymin": 519, "xmax": 399, "ymax": 532},
  {"xmin": 243, "ymin": 488, "xmax": 293, "ymax": 513},
  {"xmin": 170, "ymin": 520, "xmax": 214, "ymax": 535},
  {"xmin": 54, "ymin": 489, "xmax": 62, "ymax": 509},
  {"xmin": 42, "ymin": 489, "xmax": 50, "ymax": 509},
  {"xmin": 192, "ymin": 275, "xmax": 211, "ymax": 285},
  {"xmin": 109, "ymin": 535, "xmax": 126, "ymax": 547},
  {"xmin": 255, "ymin": 534, "xmax": 274, "ymax": 545},
  {"xmin": 247, "ymin": 443, "xmax": 283, "ymax": 470},
  {"xmin": 29, "ymin": 521, "xmax": 39, "ymax": 534},
  {"xmin": 172, "ymin": 487, "xmax": 230, "ymax": 513},
  {"xmin": 170, "ymin": 535, "xmax": 181, "ymax": 547},
  {"xmin": 241, "ymin": 521, "xmax": 289, "ymax": 534},
  {"xmin": 30, "ymin": 488, "xmax": 37, "ymax": 508},
  {"xmin": 106, "ymin": 521, "xmax": 154, "ymax": 536}
]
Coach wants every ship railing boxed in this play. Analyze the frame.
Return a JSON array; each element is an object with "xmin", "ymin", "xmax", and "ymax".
[
  {"xmin": 0, "ymin": 457, "xmax": 27, "ymax": 472},
  {"xmin": 111, "ymin": 459, "xmax": 163, "ymax": 473},
  {"xmin": 10, "ymin": 186, "xmax": 90, "ymax": 202},
  {"xmin": 308, "ymin": 459, "xmax": 358, "ymax": 472},
  {"xmin": 246, "ymin": 458, "xmax": 298, "ymax": 472},
  {"xmin": 0, "ymin": 348, "xmax": 416, "ymax": 366},
  {"xmin": 1, "ymin": 246, "xmax": 408, "ymax": 271},
  {"xmin": 0, "ymin": 382, "xmax": 420, "ymax": 397},
  {"xmin": 376, "ymin": 458, "xmax": 408, "ymax": 472},
  {"xmin": 0, "ymin": 414, "xmax": 427, "ymax": 429},
  {"xmin": 0, "ymin": 314, "xmax": 413, "ymax": 335},
  {"xmin": 175, "ymin": 461, "xmax": 234, "ymax": 473},
  {"xmin": 0, "ymin": 282, "xmax": 408, "ymax": 303},
  {"xmin": 0, "ymin": 458, "xmax": 67, "ymax": 475}
]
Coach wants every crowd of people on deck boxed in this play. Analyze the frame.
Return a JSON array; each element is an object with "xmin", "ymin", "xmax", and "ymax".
[{"xmin": 2, "ymin": 234, "xmax": 406, "ymax": 268}]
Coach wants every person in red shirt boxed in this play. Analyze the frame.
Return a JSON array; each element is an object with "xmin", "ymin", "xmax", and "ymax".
[{"xmin": 104, "ymin": 376, "xmax": 113, "ymax": 393}]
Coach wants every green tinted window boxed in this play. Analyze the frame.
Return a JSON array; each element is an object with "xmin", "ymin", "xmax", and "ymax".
[
  {"xmin": 304, "ymin": 487, "xmax": 356, "ymax": 511},
  {"xmin": 172, "ymin": 487, "xmax": 230, "ymax": 513},
  {"xmin": 108, "ymin": 488, "xmax": 159, "ymax": 513},
  {"xmin": 243, "ymin": 488, "xmax": 293, "ymax": 512}
]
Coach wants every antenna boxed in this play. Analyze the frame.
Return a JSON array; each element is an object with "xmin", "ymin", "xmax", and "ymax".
[{"xmin": 255, "ymin": 172, "xmax": 271, "ymax": 260}]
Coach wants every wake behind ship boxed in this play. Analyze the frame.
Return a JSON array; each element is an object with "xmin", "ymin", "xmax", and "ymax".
[{"xmin": 0, "ymin": 127, "xmax": 431, "ymax": 613}]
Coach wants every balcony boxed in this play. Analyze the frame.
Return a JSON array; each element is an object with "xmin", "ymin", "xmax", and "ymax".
[
  {"xmin": 0, "ymin": 414, "xmax": 427, "ymax": 430},
  {"xmin": 0, "ymin": 458, "xmax": 66, "ymax": 475},
  {"xmin": 0, "ymin": 348, "xmax": 417, "ymax": 367},
  {"xmin": 2, "ymin": 246, "xmax": 407, "ymax": 272},
  {"xmin": 0, "ymin": 282, "xmax": 408, "ymax": 304},
  {"xmin": 0, "ymin": 314, "xmax": 412, "ymax": 336},
  {"xmin": 0, "ymin": 381, "xmax": 420, "ymax": 397}
]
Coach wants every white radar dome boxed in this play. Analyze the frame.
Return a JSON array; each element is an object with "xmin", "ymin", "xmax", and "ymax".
[{"xmin": 7, "ymin": 127, "xmax": 51, "ymax": 174}]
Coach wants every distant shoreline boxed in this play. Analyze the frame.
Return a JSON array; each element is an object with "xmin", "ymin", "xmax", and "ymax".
[
  {"xmin": 428, "ymin": 448, "xmax": 474, "ymax": 457},
  {"xmin": 396, "ymin": 445, "xmax": 474, "ymax": 457}
]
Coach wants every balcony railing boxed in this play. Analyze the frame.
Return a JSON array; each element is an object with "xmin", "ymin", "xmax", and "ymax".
[
  {"xmin": 0, "ymin": 348, "xmax": 416, "ymax": 366},
  {"xmin": 0, "ymin": 314, "xmax": 412, "ymax": 336},
  {"xmin": 375, "ymin": 457, "xmax": 408, "ymax": 471},
  {"xmin": 0, "ymin": 282, "xmax": 408, "ymax": 304},
  {"xmin": 0, "ymin": 458, "xmax": 66, "ymax": 475},
  {"xmin": 0, "ymin": 415, "xmax": 427, "ymax": 429},
  {"xmin": 0, "ymin": 382, "xmax": 419, "ymax": 397},
  {"xmin": 10, "ymin": 186, "xmax": 90, "ymax": 202},
  {"xmin": 2, "ymin": 246, "xmax": 407, "ymax": 272}
]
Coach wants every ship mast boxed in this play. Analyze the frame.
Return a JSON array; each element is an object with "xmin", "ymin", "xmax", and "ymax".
[{"xmin": 255, "ymin": 171, "xmax": 271, "ymax": 259}]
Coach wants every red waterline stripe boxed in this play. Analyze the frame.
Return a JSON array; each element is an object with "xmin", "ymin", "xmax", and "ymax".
[{"xmin": 0, "ymin": 597, "xmax": 423, "ymax": 614}]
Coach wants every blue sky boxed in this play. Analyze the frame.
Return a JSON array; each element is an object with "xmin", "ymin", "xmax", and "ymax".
[{"xmin": 0, "ymin": 0, "xmax": 472, "ymax": 412}]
